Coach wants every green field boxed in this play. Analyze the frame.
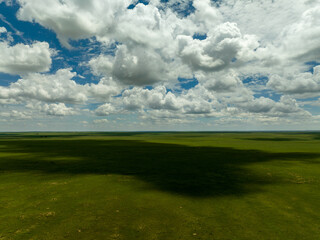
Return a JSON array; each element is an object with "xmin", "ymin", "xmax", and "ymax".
[{"xmin": 0, "ymin": 132, "xmax": 320, "ymax": 239}]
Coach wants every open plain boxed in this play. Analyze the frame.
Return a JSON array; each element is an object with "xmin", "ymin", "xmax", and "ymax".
[{"xmin": 0, "ymin": 132, "xmax": 320, "ymax": 239}]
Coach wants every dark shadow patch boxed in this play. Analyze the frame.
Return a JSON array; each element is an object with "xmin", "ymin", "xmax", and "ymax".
[
  {"xmin": 0, "ymin": 139, "xmax": 319, "ymax": 197},
  {"xmin": 242, "ymin": 137, "xmax": 306, "ymax": 142},
  {"xmin": 309, "ymin": 133, "xmax": 320, "ymax": 140}
]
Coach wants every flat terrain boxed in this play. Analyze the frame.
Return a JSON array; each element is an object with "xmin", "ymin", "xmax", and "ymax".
[{"xmin": 0, "ymin": 132, "xmax": 320, "ymax": 239}]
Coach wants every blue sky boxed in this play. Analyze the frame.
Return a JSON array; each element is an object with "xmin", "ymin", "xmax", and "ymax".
[{"xmin": 0, "ymin": 0, "xmax": 320, "ymax": 131}]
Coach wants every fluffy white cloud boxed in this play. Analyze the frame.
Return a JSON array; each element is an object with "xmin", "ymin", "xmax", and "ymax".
[
  {"xmin": 219, "ymin": 0, "xmax": 316, "ymax": 43},
  {"xmin": 267, "ymin": 66, "xmax": 320, "ymax": 98},
  {"xmin": 0, "ymin": 69, "xmax": 88, "ymax": 103},
  {"xmin": 0, "ymin": 27, "xmax": 7, "ymax": 34},
  {"xmin": 239, "ymin": 95, "xmax": 310, "ymax": 117},
  {"xmin": 198, "ymin": 71, "xmax": 254, "ymax": 108},
  {"xmin": 41, "ymin": 103, "xmax": 77, "ymax": 116},
  {"xmin": 95, "ymin": 103, "xmax": 116, "ymax": 116},
  {"xmin": 217, "ymin": 0, "xmax": 320, "ymax": 78},
  {"xmin": 87, "ymin": 77, "xmax": 122, "ymax": 101},
  {"xmin": 202, "ymin": 71, "xmax": 242, "ymax": 92},
  {"xmin": 25, "ymin": 101, "xmax": 77, "ymax": 116},
  {"xmin": 278, "ymin": 6, "xmax": 320, "ymax": 61},
  {"xmin": 0, "ymin": 0, "xmax": 318, "ymax": 129},
  {"xmin": 16, "ymin": 0, "xmax": 196, "ymax": 48},
  {"xmin": 17, "ymin": 0, "xmax": 131, "ymax": 48},
  {"xmin": 0, "ymin": 110, "xmax": 31, "ymax": 119},
  {"xmin": 93, "ymin": 119, "xmax": 109, "ymax": 124},
  {"xmin": 121, "ymin": 85, "xmax": 217, "ymax": 115},
  {"xmin": 90, "ymin": 45, "xmax": 173, "ymax": 85},
  {"xmin": 192, "ymin": 0, "xmax": 221, "ymax": 28},
  {"xmin": 116, "ymin": 3, "xmax": 174, "ymax": 48},
  {"xmin": 0, "ymin": 41, "xmax": 52, "ymax": 75},
  {"xmin": 243, "ymin": 97, "xmax": 275, "ymax": 113},
  {"xmin": 178, "ymin": 22, "xmax": 259, "ymax": 72},
  {"xmin": 252, "ymin": 4, "xmax": 320, "ymax": 72}
]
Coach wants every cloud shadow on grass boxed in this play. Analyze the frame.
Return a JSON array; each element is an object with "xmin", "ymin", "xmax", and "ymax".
[
  {"xmin": 0, "ymin": 139, "xmax": 319, "ymax": 197},
  {"xmin": 241, "ymin": 137, "xmax": 305, "ymax": 142}
]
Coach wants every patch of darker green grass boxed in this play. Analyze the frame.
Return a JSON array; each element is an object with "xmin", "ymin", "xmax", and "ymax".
[{"xmin": 1, "ymin": 139, "xmax": 319, "ymax": 197}]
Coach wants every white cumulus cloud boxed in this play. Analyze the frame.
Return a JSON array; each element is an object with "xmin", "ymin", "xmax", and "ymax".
[
  {"xmin": 0, "ymin": 41, "xmax": 52, "ymax": 75},
  {"xmin": 267, "ymin": 66, "xmax": 320, "ymax": 98},
  {"xmin": 0, "ymin": 68, "xmax": 88, "ymax": 103}
]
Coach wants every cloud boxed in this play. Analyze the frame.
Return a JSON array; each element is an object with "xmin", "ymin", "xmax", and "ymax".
[
  {"xmin": 93, "ymin": 119, "xmax": 109, "ymax": 124},
  {"xmin": 39, "ymin": 103, "xmax": 77, "ymax": 116},
  {"xmin": 121, "ymin": 85, "xmax": 217, "ymax": 115},
  {"xmin": 192, "ymin": 0, "xmax": 221, "ymax": 25},
  {"xmin": 267, "ymin": 65, "xmax": 320, "ymax": 98},
  {"xmin": 0, "ymin": 68, "xmax": 88, "ymax": 103},
  {"xmin": 159, "ymin": 0, "xmax": 194, "ymax": 17},
  {"xmin": 116, "ymin": 2, "xmax": 176, "ymax": 48},
  {"xmin": 0, "ymin": 13, "xmax": 23, "ymax": 38},
  {"xmin": 0, "ymin": 27, "xmax": 7, "ymax": 34},
  {"xmin": 219, "ymin": 0, "xmax": 314, "ymax": 43},
  {"xmin": 0, "ymin": 0, "xmax": 319, "ymax": 129},
  {"xmin": 16, "ymin": 0, "xmax": 195, "ymax": 48},
  {"xmin": 25, "ymin": 101, "xmax": 77, "ymax": 116},
  {"xmin": 178, "ymin": 22, "xmax": 259, "ymax": 72},
  {"xmin": 276, "ymin": 5, "xmax": 320, "ymax": 62},
  {"xmin": 0, "ymin": 41, "xmax": 52, "ymax": 75},
  {"xmin": 271, "ymin": 96, "xmax": 310, "ymax": 117},
  {"xmin": 17, "ymin": 0, "xmax": 131, "ymax": 48},
  {"xmin": 87, "ymin": 77, "xmax": 122, "ymax": 101},
  {"xmin": 235, "ymin": 95, "xmax": 311, "ymax": 118},
  {"xmin": 90, "ymin": 45, "xmax": 173, "ymax": 86},
  {"xmin": 242, "ymin": 97, "xmax": 275, "ymax": 113},
  {"xmin": 203, "ymin": 71, "xmax": 242, "ymax": 92},
  {"xmin": 95, "ymin": 103, "xmax": 116, "ymax": 116},
  {"xmin": 140, "ymin": 109, "xmax": 196, "ymax": 124},
  {"xmin": 0, "ymin": 110, "xmax": 31, "ymax": 119},
  {"xmin": 217, "ymin": 0, "xmax": 320, "ymax": 78},
  {"xmin": 0, "ymin": 0, "xmax": 12, "ymax": 5},
  {"xmin": 111, "ymin": 46, "xmax": 167, "ymax": 85}
]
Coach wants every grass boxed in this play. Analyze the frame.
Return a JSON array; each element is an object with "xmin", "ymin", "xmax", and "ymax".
[{"xmin": 0, "ymin": 132, "xmax": 320, "ymax": 239}]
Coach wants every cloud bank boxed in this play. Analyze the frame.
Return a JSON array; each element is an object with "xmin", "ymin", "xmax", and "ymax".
[{"xmin": 0, "ymin": 0, "xmax": 319, "ymax": 130}]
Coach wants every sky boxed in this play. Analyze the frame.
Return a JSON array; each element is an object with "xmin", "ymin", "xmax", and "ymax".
[{"xmin": 0, "ymin": 0, "xmax": 320, "ymax": 131}]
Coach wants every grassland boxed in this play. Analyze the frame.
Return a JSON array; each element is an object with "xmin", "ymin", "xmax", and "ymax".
[{"xmin": 0, "ymin": 132, "xmax": 320, "ymax": 239}]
